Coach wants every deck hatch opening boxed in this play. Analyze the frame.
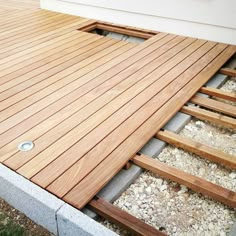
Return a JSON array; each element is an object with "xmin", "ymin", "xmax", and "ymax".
[
  {"xmin": 78, "ymin": 22, "xmax": 157, "ymax": 43},
  {"xmin": 18, "ymin": 141, "xmax": 34, "ymax": 152}
]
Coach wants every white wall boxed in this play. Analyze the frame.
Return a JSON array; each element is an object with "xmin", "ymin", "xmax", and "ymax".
[{"xmin": 40, "ymin": 0, "xmax": 236, "ymax": 44}]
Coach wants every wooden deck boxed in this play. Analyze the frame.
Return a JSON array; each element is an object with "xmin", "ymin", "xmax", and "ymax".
[{"xmin": 0, "ymin": 0, "xmax": 236, "ymax": 212}]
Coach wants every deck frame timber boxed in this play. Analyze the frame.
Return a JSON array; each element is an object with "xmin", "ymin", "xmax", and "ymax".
[
  {"xmin": 191, "ymin": 95, "xmax": 236, "ymax": 118},
  {"xmin": 133, "ymin": 154, "xmax": 236, "ymax": 208},
  {"xmin": 220, "ymin": 68, "xmax": 236, "ymax": 77},
  {"xmin": 181, "ymin": 105, "xmax": 236, "ymax": 129},
  {"xmin": 156, "ymin": 130, "xmax": 236, "ymax": 169},
  {"xmin": 199, "ymin": 86, "xmax": 236, "ymax": 102}
]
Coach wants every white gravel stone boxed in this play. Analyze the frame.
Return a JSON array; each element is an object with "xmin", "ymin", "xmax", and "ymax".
[
  {"xmin": 160, "ymin": 185, "xmax": 167, "ymax": 192},
  {"xmin": 229, "ymin": 172, "xmax": 236, "ymax": 179}
]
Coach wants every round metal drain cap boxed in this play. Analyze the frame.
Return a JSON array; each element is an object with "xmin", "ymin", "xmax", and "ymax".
[{"xmin": 18, "ymin": 141, "xmax": 34, "ymax": 152}]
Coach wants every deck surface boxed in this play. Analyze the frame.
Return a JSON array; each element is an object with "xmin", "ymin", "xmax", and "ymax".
[{"xmin": 0, "ymin": 0, "xmax": 235, "ymax": 209}]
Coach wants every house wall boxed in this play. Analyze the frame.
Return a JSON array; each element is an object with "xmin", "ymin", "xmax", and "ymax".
[{"xmin": 40, "ymin": 0, "xmax": 236, "ymax": 44}]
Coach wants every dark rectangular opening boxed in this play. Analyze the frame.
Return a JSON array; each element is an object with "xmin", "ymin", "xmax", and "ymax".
[{"xmin": 78, "ymin": 21, "xmax": 157, "ymax": 43}]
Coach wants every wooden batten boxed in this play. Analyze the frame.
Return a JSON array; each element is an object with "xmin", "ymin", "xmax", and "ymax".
[
  {"xmin": 133, "ymin": 154, "xmax": 236, "ymax": 208},
  {"xmin": 220, "ymin": 67, "xmax": 236, "ymax": 77},
  {"xmin": 181, "ymin": 106, "xmax": 236, "ymax": 129},
  {"xmin": 191, "ymin": 95, "xmax": 236, "ymax": 118},
  {"xmin": 200, "ymin": 87, "xmax": 236, "ymax": 102},
  {"xmin": 156, "ymin": 130, "xmax": 236, "ymax": 169}
]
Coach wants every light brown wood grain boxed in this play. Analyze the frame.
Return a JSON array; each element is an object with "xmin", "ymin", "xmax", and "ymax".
[
  {"xmin": 181, "ymin": 105, "xmax": 236, "ymax": 129},
  {"xmin": 200, "ymin": 86, "xmax": 236, "ymax": 102},
  {"xmin": 220, "ymin": 67, "xmax": 236, "ymax": 77},
  {"xmin": 0, "ymin": 41, "xmax": 131, "ymax": 133},
  {"xmin": 0, "ymin": 35, "xmax": 107, "ymax": 101},
  {"xmin": 1, "ymin": 33, "xmax": 167, "ymax": 161},
  {"xmin": 191, "ymin": 95, "xmax": 236, "ymax": 117}
]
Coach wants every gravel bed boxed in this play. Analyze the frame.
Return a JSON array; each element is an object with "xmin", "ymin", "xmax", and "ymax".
[
  {"xmin": 104, "ymin": 173, "xmax": 235, "ymax": 236},
  {"xmin": 100, "ymin": 78, "xmax": 236, "ymax": 235},
  {"xmin": 221, "ymin": 78, "xmax": 236, "ymax": 93}
]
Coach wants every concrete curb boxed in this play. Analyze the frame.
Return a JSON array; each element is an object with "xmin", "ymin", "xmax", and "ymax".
[
  {"xmin": 0, "ymin": 164, "xmax": 117, "ymax": 236},
  {"xmin": 228, "ymin": 222, "xmax": 236, "ymax": 236},
  {"xmin": 57, "ymin": 204, "xmax": 117, "ymax": 236}
]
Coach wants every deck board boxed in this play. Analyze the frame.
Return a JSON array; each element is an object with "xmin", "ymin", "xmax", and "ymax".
[{"xmin": 0, "ymin": 0, "xmax": 235, "ymax": 210}]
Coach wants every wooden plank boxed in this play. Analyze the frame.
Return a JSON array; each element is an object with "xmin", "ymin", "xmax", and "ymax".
[
  {"xmin": 156, "ymin": 130, "xmax": 236, "ymax": 169},
  {"xmin": 181, "ymin": 105, "xmax": 236, "ymax": 129},
  {"xmin": 0, "ymin": 0, "xmax": 38, "ymax": 9},
  {"xmin": 0, "ymin": 35, "xmax": 107, "ymax": 100},
  {"xmin": 0, "ymin": 32, "xmax": 92, "ymax": 88},
  {"xmin": 200, "ymin": 87, "xmax": 236, "ymax": 102},
  {"xmin": 35, "ymin": 41, "xmax": 220, "ymax": 195},
  {"xmin": 88, "ymin": 198, "xmax": 166, "ymax": 236},
  {"xmin": 0, "ymin": 14, "xmax": 81, "ymax": 49},
  {"xmin": 27, "ymin": 38, "xmax": 208, "ymax": 188},
  {"xmin": 0, "ymin": 10, "xmax": 39, "ymax": 27},
  {"xmin": 191, "ymin": 95, "xmax": 236, "ymax": 117},
  {"xmin": 0, "ymin": 41, "xmax": 131, "ymax": 131},
  {"xmin": 0, "ymin": 19, "xmax": 93, "ymax": 57},
  {"xmin": 0, "ymin": 10, "xmax": 49, "ymax": 31},
  {"xmin": 0, "ymin": 33, "xmax": 168, "ymax": 150},
  {"xmin": 133, "ymin": 154, "xmax": 236, "ymax": 208},
  {"xmin": 0, "ymin": 12, "xmax": 69, "ymax": 39},
  {"xmin": 220, "ymin": 68, "xmax": 236, "ymax": 77},
  {"xmin": 2, "ymin": 35, "xmax": 186, "ymax": 167},
  {"xmin": 0, "ymin": 31, "xmax": 84, "ymax": 74},
  {"xmin": 61, "ymin": 45, "xmax": 236, "ymax": 209}
]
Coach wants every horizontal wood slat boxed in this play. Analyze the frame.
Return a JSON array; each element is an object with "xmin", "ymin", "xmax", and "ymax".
[
  {"xmin": 181, "ymin": 106, "xmax": 236, "ymax": 129},
  {"xmin": 200, "ymin": 87, "xmax": 236, "ymax": 102},
  {"xmin": 156, "ymin": 130, "xmax": 236, "ymax": 169},
  {"xmin": 133, "ymin": 154, "xmax": 236, "ymax": 208},
  {"xmin": 220, "ymin": 67, "xmax": 236, "ymax": 77},
  {"xmin": 191, "ymin": 95, "xmax": 236, "ymax": 117}
]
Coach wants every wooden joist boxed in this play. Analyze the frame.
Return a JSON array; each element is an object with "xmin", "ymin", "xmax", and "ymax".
[
  {"xmin": 220, "ymin": 67, "xmax": 236, "ymax": 77},
  {"xmin": 181, "ymin": 106, "xmax": 236, "ymax": 129},
  {"xmin": 200, "ymin": 87, "xmax": 236, "ymax": 102},
  {"xmin": 156, "ymin": 130, "xmax": 236, "ymax": 169},
  {"xmin": 133, "ymin": 154, "xmax": 236, "ymax": 208},
  {"xmin": 191, "ymin": 95, "xmax": 236, "ymax": 118},
  {"xmin": 88, "ymin": 198, "xmax": 166, "ymax": 236}
]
